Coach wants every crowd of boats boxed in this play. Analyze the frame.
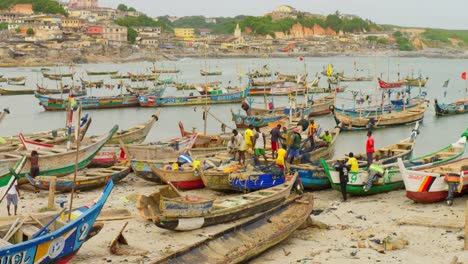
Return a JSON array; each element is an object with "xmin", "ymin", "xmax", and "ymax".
[{"xmin": 0, "ymin": 63, "xmax": 467, "ymax": 263}]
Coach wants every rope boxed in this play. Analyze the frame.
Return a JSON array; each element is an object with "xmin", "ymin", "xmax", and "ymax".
[{"xmin": 206, "ymin": 110, "xmax": 235, "ymax": 130}]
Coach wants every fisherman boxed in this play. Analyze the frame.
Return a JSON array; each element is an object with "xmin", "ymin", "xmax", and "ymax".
[
  {"xmin": 316, "ymin": 130, "xmax": 332, "ymax": 147},
  {"xmin": 270, "ymin": 124, "xmax": 285, "ymax": 159},
  {"xmin": 253, "ymin": 127, "xmax": 267, "ymax": 165},
  {"xmin": 241, "ymin": 99, "xmax": 250, "ymax": 116},
  {"xmin": 29, "ymin": 150, "xmax": 40, "ymax": 193},
  {"xmin": 275, "ymin": 148, "xmax": 287, "ymax": 170},
  {"xmin": 366, "ymin": 131, "xmax": 375, "ymax": 168},
  {"xmin": 333, "ymin": 160, "xmax": 350, "ymax": 202},
  {"xmin": 307, "ymin": 118, "xmax": 317, "ymax": 149},
  {"xmin": 244, "ymin": 125, "xmax": 254, "ymax": 152},
  {"xmin": 287, "ymin": 127, "xmax": 302, "ymax": 164},
  {"xmin": 6, "ymin": 178, "xmax": 20, "ymax": 216},
  {"xmin": 228, "ymin": 130, "xmax": 240, "ymax": 157},
  {"xmin": 347, "ymin": 152, "xmax": 359, "ymax": 172}
]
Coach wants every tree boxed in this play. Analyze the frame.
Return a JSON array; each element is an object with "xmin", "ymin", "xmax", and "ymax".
[
  {"xmin": 15, "ymin": 28, "xmax": 20, "ymax": 33},
  {"xmin": 127, "ymin": 27, "xmax": 138, "ymax": 43},
  {"xmin": 0, "ymin": 22, "xmax": 7, "ymax": 30},
  {"xmin": 128, "ymin": 7, "xmax": 136, "ymax": 12},
  {"xmin": 393, "ymin": 31, "xmax": 403, "ymax": 37},
  {"xmin": 117, "ymin": 4, "xmax": 128, "ymax": 11},
  {"xmin": 27, "ymin": 27, "xmax": 34, "ymax": 35}
]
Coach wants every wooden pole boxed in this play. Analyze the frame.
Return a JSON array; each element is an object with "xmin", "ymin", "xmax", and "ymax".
[
  {"xmin": 48, "ymin": 177, "xmax": 56, "ymax": 210},
  {"xmin": 68, "ymin": 104, "xmax": 82, "ymax": 222},
  {"xmin": 465, "ymin": 200, "xmax": 468, "ymax": 250}
]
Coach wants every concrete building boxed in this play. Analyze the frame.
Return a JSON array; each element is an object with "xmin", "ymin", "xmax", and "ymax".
[
  {"xmin": 61, "ymin": 18, "xmax": 85, "ymax": 31},
  {"xmin": 86, "ymin": 25, "xmax": 103, "ymax": 36},
  {"xmin": 68, "ymin": 9, "xmax": 92, "ymax": 20},
  {"xmin": 205, "ymin": 17, "xmax": 217, "ymax": 24},
  {"xmin": 174, "ymin": 28, "xmax": 195, "ymax": 39},
  {"xmin": 267, "ymin": 5, "xmax": 298, "ymax": 21},
  {"xmin": 68, "ymin": 0, "xmax": 99, "ymax": 9},
  {"xmin": 103, "ymin": 25, "xmax": 127, "ymax": 42},
  {"xmin": 134, "ymin": 27, "xmax": 161, "ymax": 38}
]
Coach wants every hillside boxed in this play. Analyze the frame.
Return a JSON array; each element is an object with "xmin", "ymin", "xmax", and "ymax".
[{"xmin": 0, "ymin": 0, "xmax": 66, "ymax": 15}]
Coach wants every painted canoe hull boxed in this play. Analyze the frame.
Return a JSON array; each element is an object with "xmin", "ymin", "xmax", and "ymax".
[
  {"xmin": 36, "ymin": 94, "xmax": 139, "ymax": 111},
  {"xmin": 291, "ymin": 166, "xmax": 330, "ymax": 190},
  {"xmin": 139, "ymin": 89, "xmax": 248, "ymax": 107},
  {"xmin": 434, "ymin": 99, "xmax": 468, "ymax": 116}
]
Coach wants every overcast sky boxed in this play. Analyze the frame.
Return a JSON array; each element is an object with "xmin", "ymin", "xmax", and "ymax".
[{"xmin": 99, "ymin": 0, "xmax": 467, "ymax": 30}]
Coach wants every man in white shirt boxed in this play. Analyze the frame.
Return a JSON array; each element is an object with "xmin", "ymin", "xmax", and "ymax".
[{"xmin": 6, "ymin": 179, "xmax": 20, "ymax": 216}]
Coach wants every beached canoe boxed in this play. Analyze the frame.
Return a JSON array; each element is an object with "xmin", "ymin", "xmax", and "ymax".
[
  {"xmin": 152, "ymin": 193, "xmax": 313, "ymax": 264},
  {"xmin": 230, "ymin": 168, "xmax": 285, "ymax": 192},
  {"xmin": 136, "ymin": 172, "xmax": 299, "ymax": 231},
  {"xmin": 331, "ymin": 101, "xmax": 428, "ymax": 131},
  {"xmin": 0, "ymin": 88, "xmax": 34, "ymax": 95},
  {"xmin": 434, "ymin": 98, "xmax": 468, "ymax": 116},
  {"xmin": 0, "ymin": 180, "xmax": 113, "ymax": 263},
  {"xmin": 150, "ymin": 164, "xmax": 204, "ymax": 190},
  {"xmin": 107, "ymin": 114, "xmax": 158, "ymax": 145},
  {"xmin": 7, "ymin": 80, "xmax": 26, "ymax": 86},
  {"xmin": 25, "ymin": 165, "xmax": 130, "ymax": 192},
  {"xmin": 36, "ymin": 93, "xmax": 139, "ymax": 111},
  {"xmin": 200, "ymin": 168, "xmax": 235, "ymax": 192},
  {"xmin": 322, "ymin": 128, "xmax": 468, "ymax": 196},
  {"xmin": 398, "ymin": 158, "xmax": 468, "ymax": 204},
  {"xmin": 0, "ymin": 125, "xmax": 117, "ymax": 179}
]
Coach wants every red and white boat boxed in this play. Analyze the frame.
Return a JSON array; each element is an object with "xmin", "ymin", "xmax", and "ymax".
[
  {"xmin": 19, "ymin": 133, "xmax": 54, "ymax": 150},
  {"xmin": 378, "ymin": 78, "xmax": 404, "ymax": 89},
  {"xmin": 398, "ymin": 158, "xmax": 468, "ymax": 203}
]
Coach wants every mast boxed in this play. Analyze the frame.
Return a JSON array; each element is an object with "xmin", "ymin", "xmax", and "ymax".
[{"xmin": 67, "ymin": 103, "xmax": 82, "ymax": 222}]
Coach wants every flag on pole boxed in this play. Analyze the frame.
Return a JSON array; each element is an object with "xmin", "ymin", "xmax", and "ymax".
[
  {"xmin": 326, "ymin": 64, "xmax": 333, "ymax": 77},
  {"xmin": 442, "ymin": 79, "xmax": 450, "ymax": 88},
  {"xmin": 462, "ymin": 72, "xmax": 467, "ymax": 80},
  {"xmin": 299, "ymin": 57, "xmax": 304, "ymax": 61}
]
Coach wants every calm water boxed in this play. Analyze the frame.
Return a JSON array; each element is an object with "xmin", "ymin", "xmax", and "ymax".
[{"xmin": 0, "ymin": 56, "xmax": 467, "ymax": 159}]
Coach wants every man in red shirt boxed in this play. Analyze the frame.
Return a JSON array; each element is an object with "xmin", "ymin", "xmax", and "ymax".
[{"xmin": 366, "ymin": 131, "xmax": 375, "ymax": 168}]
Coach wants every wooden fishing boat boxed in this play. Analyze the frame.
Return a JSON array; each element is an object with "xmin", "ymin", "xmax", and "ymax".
[
  {"xmin": 0, "ymin": 125, "xmax": 117, "ymax": 178},
  {"xmin": 434, "ymin": 98, "xmax": 468, "ymax": 116},
  {"xmin": 339, "ymin": 76, "xmax": 373, "ymax": 82},
  {"xmin": 327, "ymin": 76, "xmax": 339, "ymax": 84},
  {"xmin": 43, "ymin": 73, "xmax": 72, "ymax": 78},
  {"xmin": 110, "ymin": 74, "xmax": 130, "ymax": 79},
  {"xmin": 150, "ymin": 164, "xmax": 204, "ymax": 190},
  {"xmin": 139, "ymin": 87, "xmax": 248, "ymax": 107},
  {"xmin": 248, "ymin": 84, "xmax": 306, "ymax": 96},
  {"xmin": 89, "ymin": 149, "xmax": 118, "ymax": 167},
  {"xmin": 0, "ymin": 77, "xmax": 6, "ymax": 82},
  {"xmin": 107, "ymin": 114, "xmax": 158, "ymax": 145},
  {"xmin": 251, "ymin": 79, "xmax": 285, "ymax": 87},
  {"xmin": 200, "ymin": 70, "xmax": 222, "ymax": 76},
  {"xmin": 399, "ymin": 158, "xmax": 468, "ymax": 203},
  {"xmin": 307, "ymin": 85, "xmax": 347, "ymax": 94},
  {"xmin": 176, "ymin": 81, "xmax": 221, "ymax": 90},
  {"xmin": 152, "ymin": 193, "xmax": 313, "ymax": 264},
  {"xmin": 36, "ymin": 85, "xmax": 87, "ymax": 97},
  {"xmin": 247, "ymin": 71, "xmax": 272, "ymax": 78},
  {"xmin": 86, "ymin": 70, "xmax": 119, "ymax": 75},
  {"xmin": 277, "ymin": 73, "xmax": 307, "ymax": 83},
  {"xmin": 331, "ymin": 101, "xmax": 428, "ymax": 130},
  {"xmin": 36, "ymin": 93, "xmax": 139, "ymax": 111},
  {"xmin": 136, "ymin": 172, "xmax": 299, "ymax": 231},
  {"xmin": 25, "ymin": 165, "xmax": 130, "ymax": 192},
  {"xmin": 128, "ymin": 73, "xmax": 157, "ymax": 82},
  {"xmin": 378, "ymin": 78, "xmax": 404, "ymax": 89},
  {"xmin": 80, "ymin": 79, "xmax": 104, "ymax": 88},
  {"xmin": 322, "ymin": 128, "xmax": 468, "ymax": 196},
  {"xmin": 0, "ymin": 180, "xmax": 114, "ymax": 263},
  {"xmin": 334, "ymin": 95, "xmax": 425, "ymax": 117},
  {"xmin": 298, "ymin": 126, "xmax": 340, "ymax": 163},
  {"xmin": 403, "ymin": 77, "xmax": 429, "ymax": 87},
  {"xmin": 0, "ymin": 88, "xmax": 34, "ymax": 95},
  {"xmin": 200, "ymin": 167, "xmax": 235, "ymax": 191},
  {"xmin": 230, "ymin": 168, "xmax": 285, "ymax": 192},
  {"xmin": 178, "ymin": 121, "xmax": 229, "ymax": 148},
  {"xmin": 124, "ymin": 85, "xmax": 164, "ymax": 96},
  {"xmin": 48, "ymin": 75, "xmax": 62, "ymax": 81},
  {"xmin": 7, "ymin": 79, "xmax": 25, "ymax": 86},
  {"xmin": 231, "ymin": 110, "xmax": 286, "ymax": 128},
  {"xmin": 7, "ymin": 77, "xmax": 26, "ymax": 82},
  {"xmin": 152, "ymin": 69, "xmax": 180, "ymax": 74},
  {"xmin": 156, "ymin": 78, "xmax": 173, "ymax": 85}
]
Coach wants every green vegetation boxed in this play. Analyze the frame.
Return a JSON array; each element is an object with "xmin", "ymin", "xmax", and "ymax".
[
  {"xmin": 127, "ymin": 27, "xmax": 137, "ymax": 43},
  {"xmin": 422, "ymin": 28, "xmax": 468, "ymax": 45},
  {"xmin": 377, "ymin": 38, "xmax": 389, "ymax": 45},
  {"xmin": 116, "ymin": 15, "xmax": 169, "ymax": 30},
  {"xmin": 396, "ymin": 36, "xmax": 414, "ymax": 51},
  {"xmin": 366, "ymin": 36, "xmax": 378, "ymax": 41},
  {"xmin": 0, "ymin": 0, "xmax": 66, "ymax": 15},
  {"xmin": 117, "ymin": 3, "xmax": 136, "ymax": 12},
  {"xmin": 26, "ymin": 27, "xmax": 34, "ymax": 35},
  {"xmin": 0, "ymin": 22, "xmax": 7, "ymax": 30}
]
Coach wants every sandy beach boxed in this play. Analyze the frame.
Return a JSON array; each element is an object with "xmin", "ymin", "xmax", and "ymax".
[{"xmin": 2, "ymin": 171, "xmax": 466, "ymax": 264}]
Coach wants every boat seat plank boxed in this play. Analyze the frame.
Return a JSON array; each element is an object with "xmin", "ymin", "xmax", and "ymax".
[
  {"xmin": 20, "ymin": 224, "xmax": 40, "ymax": 238},
  {"xmin": 3, "ymin": 153, "xmax": 23, "ymax": 159},
  {"xmin": 0, "ymin": 238, "xmax": 11, "ymax": 246}
]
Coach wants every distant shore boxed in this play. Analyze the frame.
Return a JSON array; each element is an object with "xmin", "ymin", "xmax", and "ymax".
[{"xmin": 0, "ymin": 49, "xmax": 467, "ymax": 68}]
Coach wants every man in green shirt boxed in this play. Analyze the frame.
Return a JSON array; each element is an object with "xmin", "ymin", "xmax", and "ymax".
[
  {"xmin": 317, "ymin": 130, "xmax": 332, "ymax": 147},
  {"xmin": 287, "ymin": 127, "xmax": 302, "ymax": 163}
]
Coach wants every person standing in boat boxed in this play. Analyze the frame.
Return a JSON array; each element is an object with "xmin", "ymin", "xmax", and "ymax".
[
  {"xmin": 307, "ymin": 118, "xmax": 317, "ymax": 149},
  {"xmin": 287, "ymin": 127, "xmax": 302, "ymax": 164},
  {"xmin": 347, "ymin": 152, "xmax": 359, "ymax": 172},
  {"xmin": 253, "ymin": 127, "xmax": 267, "ymax": 165},
  {"xmin": 366, "ymin": 131, "xmax": 375, "ymax": 168},
  {"xmin": 270, "ymin": 124, "xmax": 285, "ymax": 159},
  {"xmin": 29, "ymin": 150, "xmax": 40, "ymax": 193},
  {"xmin": 244, "ymin": 125, "xmax": 254, "ymax": 152}
]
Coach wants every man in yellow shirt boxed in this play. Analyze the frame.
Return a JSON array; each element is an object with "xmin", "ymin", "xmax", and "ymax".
[
  {"xmin": 275, "ymin": 148, "xmax": 287, "ymax": 169},
  {"xmin": 347, "ymin": 152, "xmax": 359, "ymax": 172},
  {"xmin": 244, "ymin": 125, "xmax": 254, "ymax": 151},
  {"xmin": 308, "ymin": 119, "xmax": 317, "ymax": 149}
]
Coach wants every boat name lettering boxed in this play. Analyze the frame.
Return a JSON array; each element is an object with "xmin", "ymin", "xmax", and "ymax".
[
  {"xmin": 165, "ymin": 204, "xmax": 211, "ymax": 210},
  {"xmin": 0, "ymin": 252, "xmax": 31, "ymax": 264},
  {"xmin": 408, "ymin": 175, "xmax": 424, "ymax": 181},
  {"xmin": 349, "ymin": 174, "xmax": 357, "ymax": 183},
  {"xmin": 383, "ymin": 173, "xmax": 393, "ymax": 184},
  {"xmin": 48, "ymin": 237, "xmax": 65, "ymax": 258}
]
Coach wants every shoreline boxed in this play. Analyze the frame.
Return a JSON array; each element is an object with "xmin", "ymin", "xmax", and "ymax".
[{"xmin": 1, "ymin": 50, "xmax": 467, "ymax": 68}]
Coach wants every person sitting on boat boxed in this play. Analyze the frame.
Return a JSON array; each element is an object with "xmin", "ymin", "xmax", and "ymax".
[
  {"xmin": 347, "ymin": 152, "xmax": 359, "ymax": 172},
  {"xmin": 270, "ymin": 124, "xmax": 285, "ymax": 159},
  {"xmin": 241, "ymin": 99, "xmax": 250, "ymax": 116},
  {"xmin": 316, "ymin": 130, "xmax": 332, "ymax": 148},
  {"xmin": 287, "ymin": 127, "xmax": 302, "ymax": 164},
  {"xmin": 253, "ymin": 127, "xmax": 267, "ymax": 165},
  {"xmin": 307, "ymin": 118, "xmax": 317, "ymax": 149}
]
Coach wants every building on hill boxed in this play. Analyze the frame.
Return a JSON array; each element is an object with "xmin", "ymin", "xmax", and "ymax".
[
  {"xmin": 61, "ymin": 18, "xmax": 85, "ymax": 32},
  {"xmin": 174, "ymin": 28, "xmax": 195, "ymax": 40},
  {"xmin": 134, "ymin": 27, "xmax": 161, "ymax": 38},
  {"xmin": 7, "ymin": 4, "xmax": 34, "ymax": 15},
  {"xmin": 68, "ymin": 0, "xmax": 99, "ymax": 9},
  {"xmin": 205, "ymin": 17, "xmax": 217, "ymax": 24},
  {"xmin": 266, "ymin": 5, "xmax": 298, "ymax": 21},
  {"xmin": 103, "ymin": 25, "xmax": 127, "ymax": 42}
]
